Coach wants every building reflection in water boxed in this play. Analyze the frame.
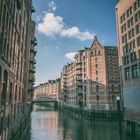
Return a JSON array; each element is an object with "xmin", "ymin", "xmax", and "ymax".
[{"xmin": 25, "ymin": 105, "xmax": 135, "ymax": 140}]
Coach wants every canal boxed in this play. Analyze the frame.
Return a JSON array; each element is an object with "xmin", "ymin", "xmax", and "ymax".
[{"xmin": 25, "ymin": 104, "xmax": 136, "ymax": 140}]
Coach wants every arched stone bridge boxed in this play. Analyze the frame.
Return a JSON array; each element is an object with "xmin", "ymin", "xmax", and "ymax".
[{"xmin": 32, "ymin": 94, "xmax": 57, "ymax": 103}]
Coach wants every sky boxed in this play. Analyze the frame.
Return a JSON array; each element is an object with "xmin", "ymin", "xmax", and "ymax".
[{"xmin": 32, "ymin": 0, "xmax": 118, "ymax": 85}]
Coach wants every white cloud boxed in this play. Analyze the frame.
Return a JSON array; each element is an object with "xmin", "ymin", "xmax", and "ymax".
[
  {"xmin": 49, "ymin": 1, "xmax": 57, "ymax": 12},
  {"xmin": 61, "ymin": 27, "xmax": 94, "ymax": 41},
  {"xmin": 38, "ymin": 13, "xmax": 64, "ymax": 36},
  {"xmin": 37, "ymin": 13, "xmax": 95, "ymax": 41},
  {"xmin": 65, "ymin": 52, "xmax": 78, "ymax": 61}
]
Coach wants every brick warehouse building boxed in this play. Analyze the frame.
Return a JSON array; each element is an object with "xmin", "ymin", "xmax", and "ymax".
[
  {"xmin": 34, "ymin": 79, "xmax": 61, "ymax": 102},
  {"xmin": 0, "ymin": 0, "xmax": 36, "ymax": 139},
  {"xmin": 60, "ymin": 36, "xmax": 121, "ymax": 111},
  {"xmin": 116, "ymin": 0, "xmax": 140, "ymax": 137}
]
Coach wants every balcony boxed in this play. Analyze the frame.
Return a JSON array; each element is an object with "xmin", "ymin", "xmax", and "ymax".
[
  {"xmin": 30, "ymin": 46, "xmax": 37, "ymax": 54},
  {"xmin": 29, "ymin": 74, "xmax": 35, "ymax": 81},
  {"xmin": 31, "ymin": 6, "xmax": 36, "ymax": 13},
  {"xmin": 76, "ymin": 65, "xmax": 82, "ymax": 70},
  {"xmin": 77, "ymin": 94, "xmax": 83, "ymax": 106},
  {"xmin": 77, "ymin": 82, "xmax": 83, "ymax": 86},
  {"xmin": 76, "ymin": 76, "xmax": 82, "ymax": 81},
  {"xmin": 77, "ymin": 88, "xmax": 83, "ymax": 94},
  {"xmin": 30, "ymin": 59, "xmax": 36, "ymax": 64},
  {"xmin": 29, "ymin": 68, "xmax": 36, "ymax": 73},
  {"xmin": 30, "ymin": 47, "xmax": 37, "ymax": 54},
  {"xmin": 63, "ymin": 90, "xmax": 67, "ymax": 96},
  {"xmin": 63, "ymin": 86, "xmax": 67, "ymax": 91},
  {"xmin": 76, "ymin": 61, "xmax": 82, "ymax": 65},
  {"xmin": 78, "ymin": 96, "xmax": 83, "ymax": 101},
  {"xmin": 63, "ymin": 77, "xmax": 67, "ymax": 80},
  {"xmin": 31, "ymin": 38, "xmax": 37, "ymax": 46},
  {"xmin": 77, "ymin": 71, "xmax": 82, "ymax": 75},
  {"xmin": 63, "ymin": 95, "xmax": 68, "ymax": 102}
]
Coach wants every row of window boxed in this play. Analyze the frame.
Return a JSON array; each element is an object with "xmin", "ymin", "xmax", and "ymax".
[
  {"xmin": 95, "ymin": 84, "xmax": 118, "ymax": 93},
  {"xmin": 124, "ymin": 64, "xmax": 139, "ymax": 80},
  {"xmin": 0, "ymin": 67, "xmax": 24, "ymax": 106},
  {"xmin": 0, "ymin": 1, "xmax": 28, "ymax": 83},
  {"xmin": 122, "ymin": 28, "xmax": 140, "ymax": 44},
  {"xmin": 123, "ymin": 40, "xmax": 135, "ymax": 54},
  {"xmin": 106, "ymin": 49, "xmax": 118, "ymax": 55},
  {"xmin": 122, "ymin": 13, "xmax": 140, "ymax": 35},
  {"xmin": 123, "ymin": 52, "xmax": 137, "ymax": 65},
  {"xmin": 122, "ymin": 24, "xmax": 140, "ymax": 39},
  {"xmin": 91, "ymin": 49, "xmax": 101, "ymax": 56},
  {"xmin": 120, "ymin": 0, "xmax": 140, "ymax": 24},
  {"xmin": 123, "ymin": 37, "xmax": 140, "ymax": 54}
]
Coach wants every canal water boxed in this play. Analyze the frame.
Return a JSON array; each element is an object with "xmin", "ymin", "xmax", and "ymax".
[{"xmin": 25, "ymin": 104, "xmax": 136, "ymax": 140}]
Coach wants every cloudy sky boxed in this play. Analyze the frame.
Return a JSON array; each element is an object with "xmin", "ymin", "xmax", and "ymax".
[{"xmin": 32, "ymin": 0, "xmax": 118, "ymax": 85}]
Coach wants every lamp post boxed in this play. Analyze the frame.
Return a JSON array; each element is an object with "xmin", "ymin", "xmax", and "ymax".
[{"xmin": 116, "ymin": 96, "xmax": 122, "ymax": 135}]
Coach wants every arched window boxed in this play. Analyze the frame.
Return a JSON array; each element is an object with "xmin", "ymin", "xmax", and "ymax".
[
  {"xmin": 96, "ymin": 95, "xmax": 99, "ymax": 100},
  {"xmin": 0, "ymin": 65, "xmax": 2, "ymax": 91},
  {"xmin": 0, "ymin": 65, "xmax": 2, "ymax": 108},
  {"xmin": 15, "ymin": 85, "xmax": 17, "ymax": 102},
  {"xmin": 9, "ymin": 82, "xmax": 13, "ymax": 103},
  {"xmin": 96, "ymin": 85, "xmax": 99, "ymax": 92},
  {"xmin": 19, "ymin": 87, "xmax": 21, "ymax": 102},
  {"xmin": 1, "ymin": 70, "xmax": 8, "ymax": 105}
]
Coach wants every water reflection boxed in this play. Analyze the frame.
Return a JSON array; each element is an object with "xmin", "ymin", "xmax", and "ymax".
[{"xmin": 26, "ymin": 104, "xmax": 135, "ymax": 140}]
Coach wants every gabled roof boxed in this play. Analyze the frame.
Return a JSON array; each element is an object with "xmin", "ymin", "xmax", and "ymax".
[{"xmin": 89, "ymin": 35, "xmax": 103, "ymax": 51}]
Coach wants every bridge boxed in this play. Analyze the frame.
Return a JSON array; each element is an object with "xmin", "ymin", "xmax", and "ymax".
[{"xmin": 32, "ymin": 94, "xmax": 57, "ymax": 103}]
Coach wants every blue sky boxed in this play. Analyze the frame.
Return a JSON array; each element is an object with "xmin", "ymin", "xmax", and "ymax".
[{"xmin": 32, "ymin": 0, "xmax": 118, "ymax": 85}]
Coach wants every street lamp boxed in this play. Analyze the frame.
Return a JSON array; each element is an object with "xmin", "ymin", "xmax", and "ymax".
[{"xmin": 116, "ymin": 96, "xmax": 123, "ymax": 135}]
